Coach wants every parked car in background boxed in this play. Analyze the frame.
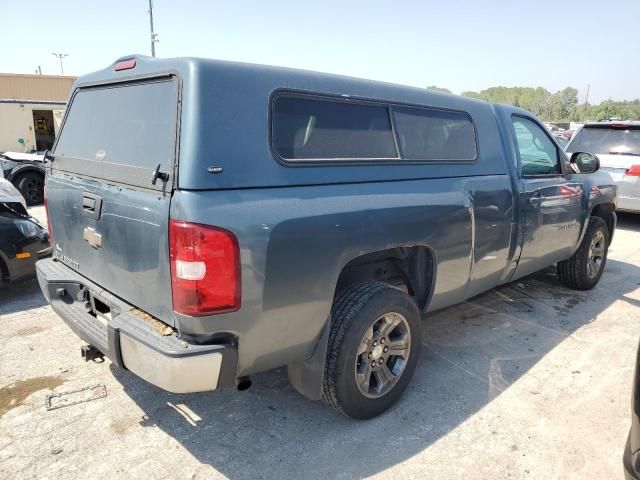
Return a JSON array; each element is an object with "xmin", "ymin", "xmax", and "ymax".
[
  {"xmin": 566, "ymin": 122, "xmax": 640, "ymax": 213},
  {"xmin": 37, "ymin": 55, "xmax": 616, "ymax": 419},
  {"xmin": 558, "ymin": 129, "xmax": 574, "ymax": 141},
  {"xmin": 0, "ymin": 176, "xmax": 50, "ymax": 285},
  {"xmin": 0, "ymin": 173, "xmax": 26, "ymax": 209},
  {"xmin": 0, "ymin": 151, "xmax": 46, "ymax": 206},
  {"xmin": 624, "ymin": 340, "xmax": 640, "ymax": 479}
]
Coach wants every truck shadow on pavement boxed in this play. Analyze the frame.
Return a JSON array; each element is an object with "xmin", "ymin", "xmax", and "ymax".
[{"xmin": 111, "ymin": 213, "xmax": 640, "ymax": 479}]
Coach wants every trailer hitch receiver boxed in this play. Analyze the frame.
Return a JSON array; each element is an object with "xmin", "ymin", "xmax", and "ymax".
[{"xmin": 81, "ymin": 345, "xmax": 104, "ymax": 362}]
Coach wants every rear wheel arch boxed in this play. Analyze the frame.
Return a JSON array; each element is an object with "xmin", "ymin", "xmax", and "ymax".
[
  {"xmin": 334, "ymin": 245, "xmax": 437, "ymax": 311},
  {"xmin": 287, "ymin": 245, "xmax": 436, "ymax": 402}
]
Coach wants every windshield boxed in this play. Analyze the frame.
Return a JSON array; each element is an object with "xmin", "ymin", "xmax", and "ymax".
[{"xmin": 569, "ymin": 126, "xmax": 640, "ymax": 156}]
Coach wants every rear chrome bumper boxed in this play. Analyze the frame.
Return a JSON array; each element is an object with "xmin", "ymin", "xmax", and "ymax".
[{"xmin": 36, "ymin": 258, "xmax": 237, "ymax": 393}]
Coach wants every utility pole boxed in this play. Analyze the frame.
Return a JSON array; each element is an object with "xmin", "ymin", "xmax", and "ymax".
[
  {"xmin": 51, "ymin": 53, "xmax": 68, "ymax": 75},
  {"xmin": 583, "ymin": 84, "xmax": 590, "ymax": 121},
  {"xmin": 148, "ymin": 0, "xmax": 158, "ymax": 57}
]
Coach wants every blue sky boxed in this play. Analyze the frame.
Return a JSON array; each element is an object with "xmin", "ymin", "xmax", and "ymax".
[{"xmin": 1, "ymin": 0, "xmax": 638, "ymax": 103}]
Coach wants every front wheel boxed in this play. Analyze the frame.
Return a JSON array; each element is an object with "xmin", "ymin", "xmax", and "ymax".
[
  {"xmin": 557, "ymin": 217, "xmax": 609, "ymax": 290},
  {"xmin": 322, "ymin": 282, "xmax": 422, "ymax": 419}
]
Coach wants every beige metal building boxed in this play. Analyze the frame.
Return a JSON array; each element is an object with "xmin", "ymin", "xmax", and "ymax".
[{"xmin": 0, "ymin": 73, "xmax": 76, "ymax": 153}]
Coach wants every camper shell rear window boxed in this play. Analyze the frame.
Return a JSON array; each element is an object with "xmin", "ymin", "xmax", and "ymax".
[{"xmin": 52, "ymin": 76, "xmax": 179, "ymax": 189}]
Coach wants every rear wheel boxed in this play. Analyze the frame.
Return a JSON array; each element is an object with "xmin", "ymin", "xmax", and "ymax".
[
  {"xmin": 15, "ymin": 172, "xmax": 44, "ymax": 206},
  {"xmin": 557, "ymin": 217, "xmax": 609, "ymax": 290},
  {"xmin": 322, "ymin": 282, "xmax": 421, "ymax": 419}
]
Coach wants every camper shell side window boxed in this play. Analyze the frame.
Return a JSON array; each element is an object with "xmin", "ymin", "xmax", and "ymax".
[{"xmin": 270, "ymin": 92, "xmax": 477, "ymax": 165}]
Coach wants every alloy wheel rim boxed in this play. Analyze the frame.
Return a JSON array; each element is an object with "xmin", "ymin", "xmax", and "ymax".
[
  {"xmin": 354, "ymin": 312, "xmax": 411, "ymax": 398},
  {"xmin": 587, "ymin": 230, "xmax": 605, "ymax": 278}
]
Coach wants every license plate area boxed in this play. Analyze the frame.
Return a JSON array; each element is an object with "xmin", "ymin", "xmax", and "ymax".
[
  {"xmin": 47, "ymin": 282, "xmax": 119, "ymax": 326},
  {"xmin": 89, "ymin": 292, "xmax": 113, "ymax": 323}
]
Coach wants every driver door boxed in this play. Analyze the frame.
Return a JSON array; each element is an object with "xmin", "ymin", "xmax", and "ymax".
[{"xmin": 512, "ymin": 115, "xmax": 584, "ymax": 279}]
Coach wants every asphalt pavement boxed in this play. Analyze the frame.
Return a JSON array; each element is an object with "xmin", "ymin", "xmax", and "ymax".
[{"xmin": 1, "ymin": 207, "xmax": 639, "ymax": 479}]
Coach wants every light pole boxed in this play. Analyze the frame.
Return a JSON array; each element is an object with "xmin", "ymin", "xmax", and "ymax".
[
  {"xmin": 51, "ymin": 53, "xmax": 68, "ymax": 75},
  {"xmin": 148, "ymin": 0, "xmax": 158, "ymax": 57},
  {"xmin": 583, "ymin": 84, "xmax": 590, "ymax": 121}
]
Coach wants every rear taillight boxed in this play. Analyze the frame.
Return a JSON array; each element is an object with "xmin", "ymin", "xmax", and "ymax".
[
  {"xmin": 44, "ymin": 180, "xmax": 53, "ymax": 243},
  {"xmin": 169, "ymin": 220, "xmax": 240, "ymax": 316},
  {"xmin": 626, "ymin": 165, "xmax": 640, "ymax": 176}
]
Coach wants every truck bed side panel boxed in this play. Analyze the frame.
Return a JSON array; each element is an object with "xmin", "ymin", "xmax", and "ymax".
[{"xmin": 171, "ymin": 175, "xmax": 513, "ymax": 375}]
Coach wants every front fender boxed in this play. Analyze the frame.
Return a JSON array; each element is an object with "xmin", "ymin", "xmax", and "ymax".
[{"xmin": 570, "ymin": 172, "xmax": 617, "ymax": 252}]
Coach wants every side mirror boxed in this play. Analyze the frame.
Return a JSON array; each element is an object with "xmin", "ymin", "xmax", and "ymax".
[{"xmin": 570, "ymin": 152, "xmax": 600, "ymax": 174}]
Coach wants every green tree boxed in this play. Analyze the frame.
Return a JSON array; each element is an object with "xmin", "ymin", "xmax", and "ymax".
[
  {"xmin": 432, "ymin": 85, "xmax": 639, "ymax": 121},
  {"xmin": 460, "ymin": 90, "xmax": 480, "ymax": 99},
  {"xmin": 554, "ymin": 87, "xmax": 579, "ymax": 120}
]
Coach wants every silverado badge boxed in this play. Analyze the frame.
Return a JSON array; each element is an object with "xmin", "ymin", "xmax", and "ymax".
[{"xmin": 83, "ymin": 227, "xmax": 102, "ymax": 248}]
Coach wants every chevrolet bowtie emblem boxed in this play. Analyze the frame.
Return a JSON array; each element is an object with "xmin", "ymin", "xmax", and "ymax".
[{"xmin": 83, "ymin": 227, "xmax": 102, "ymax": 248}]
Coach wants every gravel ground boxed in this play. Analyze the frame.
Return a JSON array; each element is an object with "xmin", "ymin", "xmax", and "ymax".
[{"xmin": 1, "ymin": 207, "xmax": 639, "ymax": 479}]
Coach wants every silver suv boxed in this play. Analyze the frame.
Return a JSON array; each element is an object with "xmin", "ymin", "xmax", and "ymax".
[{"xmin": 566, "ymin": 122, "xmax": 640, "ymax": 213}]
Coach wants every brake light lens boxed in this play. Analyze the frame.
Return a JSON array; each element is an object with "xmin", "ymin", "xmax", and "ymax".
[
  {"xmin": 114, "ymin": 59, "xmax": 136, "ymax": 71},
  {"xmin": 626, "ymin": 165, "xmax": 640, "ymax": 176},
  {"xmin": 44, "ymin": 180, "xmax": 53, "ymax": 243},
  {"xmin": 169, "ymin": 220, "xmax": 240, "ymax": 316}
]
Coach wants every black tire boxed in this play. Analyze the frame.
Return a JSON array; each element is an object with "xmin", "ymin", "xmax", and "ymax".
[
  {"xmin": 322, "ymin": 281, "xmax": 422, "ymax": 419},
  {"xmin": 557, "ymin": 217, "xmax": 609, "ymax": 290},
  {"xmin": 14, "ymin": 171, "xmax": 44, "ymax": 206}
]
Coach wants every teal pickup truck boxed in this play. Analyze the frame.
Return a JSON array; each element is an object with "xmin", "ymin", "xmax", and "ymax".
[{"xmin": 36, "ymin": 56, "xmax": 616, "ymax": 418}]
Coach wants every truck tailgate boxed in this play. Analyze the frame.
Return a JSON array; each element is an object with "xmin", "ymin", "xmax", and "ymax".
[{"xmin": 47, "ymin": 76, "xmax": 179, "ymax": 324}]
